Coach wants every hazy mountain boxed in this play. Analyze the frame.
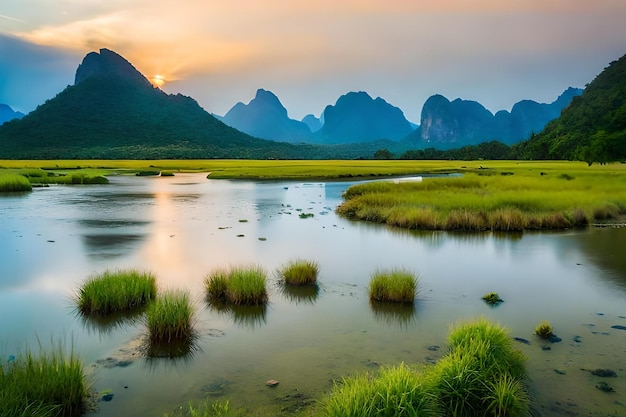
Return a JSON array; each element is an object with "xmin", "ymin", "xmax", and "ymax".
[
  {"xmin": 0, "ymin": 104, "xmax": 24, "ymax": 124},
  {"xmin": 221, "ymin": 89, "xmax": 312, "ymax": 143},
  {"xmin": 0, "ymin": 49, "xmax": 308, "ymax": 159},
  {"xmin": 315, "ymin": 91, "xmax": 414, "ymax": 144},
  {"xmin": 514, "ymin": 53, "xmax": 626, "ymax": 163},
  {"xmin": 407, "ymin": 88, "xmax": 582, "ymax": 149},
  {"xmin": 302, "ymin": 114, "xmax": 322, "ymax": 132}
]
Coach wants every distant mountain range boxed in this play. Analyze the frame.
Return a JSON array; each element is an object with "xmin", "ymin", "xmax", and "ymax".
[
  {"xmin": 0, "ymin": 47, "xmax": 622, "ymax": 161},
  {"xmin": 407, "ymin": 87, "xmax": 582, "ymax": 149},
  {"xmin": 0, "ymin": 104, "xmax": 24, "ymax": 124},
  {"xmin": 218, "ymin": 87, "xmax": 581, "ymax": 148}
]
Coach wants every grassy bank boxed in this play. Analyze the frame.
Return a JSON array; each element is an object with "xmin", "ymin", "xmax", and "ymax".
[
  {"xmin": 0, "ymin": 172, "xmax": 32, "ymax": 192},
  {"xmin": 337, "ymin": 162, "xmax": 626, "ymax": 231}
]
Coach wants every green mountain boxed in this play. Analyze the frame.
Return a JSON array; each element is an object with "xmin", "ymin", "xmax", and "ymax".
[
  {"xmin": 0, "ymin": 49, "xmax": 316, "ymax": 159},
  {"xmin": 514, "ymin": 53, "xmax": 626, "ymax": 163}
]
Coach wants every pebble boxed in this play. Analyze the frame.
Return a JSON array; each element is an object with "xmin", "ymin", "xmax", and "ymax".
[{"xmin": 266, "ymin": 379, "xmax": 280, "ymax": 387}]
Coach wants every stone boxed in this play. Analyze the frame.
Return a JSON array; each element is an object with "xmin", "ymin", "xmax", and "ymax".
[{"xmin": 266, "ymin": 379, "xmax": 280, "ymax": 387}]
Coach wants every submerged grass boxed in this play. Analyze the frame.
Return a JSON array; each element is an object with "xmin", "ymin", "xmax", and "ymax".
[
  {"xmin": 0, "ymin": 341, "xmax": 88, "ymax": 417},
  {"xmin": 278, "ymin": 259, "xmax": 319, "ymax": 286},
  {"xmin": 368, "ymin": 268, "xmax": 418, "ymax": 304},
  {"xmin": 76, "ymin": 269, "xmax": 157, "ymax": 315},
  {"xmin": 205, "ymin": 265, "xmax": 268, "ymax": 306},
  {"xmin": 146, "ymin": 290, "xmax": 195, "ymax": 343}
]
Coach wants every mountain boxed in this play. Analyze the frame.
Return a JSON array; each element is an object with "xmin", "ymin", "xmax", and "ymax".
[
  {"xmin": 514, "ymin": 53, "xmax": 626, "ymax": 163},
  {"xmin": 220, "ymin": 89, "xmax": 312, "ymax": 143},
  {"xmin": 407, "ymin": 88, "xmax": 582, "ymax": 149},
  {"xmin": 302, "ymin": 114, "xmax": 322, "ymax": 132},
  {"xmin": 0, "ymin": 104, "xmax": 24, "ymax": 124},
  {"xmin": 0, "ymin": 49, "xmax": 311, "ymax": 159},
  {"xmin": 315, "ymin": 91, "xmax": 414, "ymax": 144}
]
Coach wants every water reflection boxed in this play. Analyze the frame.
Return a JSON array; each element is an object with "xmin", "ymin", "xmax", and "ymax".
[
  {"xmin": 145, "ymin": 335, "xmax": 199, "ymax": 360},
  {"xmin": 369, "ymin": 300, "xmax": 418, "ymax": 329},
  {"xmin": 206, "ymin": 300, "xmax": 267, "ymax": 329},
  {"xmin": 81, "ymin": 233, "xmax": 148, "ymax": 258},
  {"xmin": 76, "ymin": 308, "xmax": 145, "ymax": 336},
  {"xmin": 279, "ymin": 283, "xmax": 320, "ymax": 305},
  {"xmin": 572, "ymin": 227, "xmax": 626, "ymax": 289}
]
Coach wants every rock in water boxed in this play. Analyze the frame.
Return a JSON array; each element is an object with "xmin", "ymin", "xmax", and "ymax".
[{"xmin": 266, "ymin": 379, "xmax": 280, "ymax": 387}]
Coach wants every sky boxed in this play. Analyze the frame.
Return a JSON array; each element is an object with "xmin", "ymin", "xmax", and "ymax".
[{"xmin": 1, "ymin": 1, "xmax": 626, "ymax": 124}]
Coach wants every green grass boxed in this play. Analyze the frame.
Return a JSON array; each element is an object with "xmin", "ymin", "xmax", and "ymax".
[
  {"xmin": 205, "ymin": 265, "xmax": 268, "ymax": 306},
  {"xmin": 337, "ymin": 161, "xmax": 626, "ymax": 231},
  {"xmin": 0, "ymin": 341, "xmax": 88, "ymax": 417},
  {"xmin": 482, "ymin": 292, "xmax": 503, "ymax": 305},
  {"xmin": 534, "ymin": 320, "xmax": 554, "ymax": 339},
  {"xmin": 75, "ymin": 269, "xmax": 157, "ymax": 315},
  {"xmin": 278, "ymin": 259, "xmax": 319, "ymax": 286},
  {"xmin": 145, "ymin": 290, "xmax": 195, "ymax": 343},
  {"xmin": 164, "ymin": 399, "xmax": 233, "ymax": 417},
  {"xmin": 0, "ymin": 173, "xmax": 32, "ymax": 192},
  {"xmin": 368, "ymin": 268, "xmax": 418, "ymax": 304}
]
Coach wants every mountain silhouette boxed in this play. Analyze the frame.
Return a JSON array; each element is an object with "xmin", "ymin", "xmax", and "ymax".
[
  {"xmin": 0, "ymin": 104, "xmax": 24, "ymax": 125},
  {"xmin": 221, "ymin": 89, "xmax": 312, "ymax": 143}
]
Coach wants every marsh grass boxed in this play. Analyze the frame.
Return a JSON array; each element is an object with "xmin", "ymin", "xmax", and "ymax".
[
  {"xmin": 0, "ymin": 341, "xmax": 88, "ymax": 417},
  {"xmin": 368, "ymin": 268, "xmax": 418, "ymax": 304},
  {"xmin": 534, "ymin": 320, "xmax": 554, "ymax": 339},
  {"xmin": 320, "ymin": 363, "xmax": 440, "ymax": 417},
  {"xmin": 278, "ymin": 259, "xmax": 319, "ymax": 286},
  {"xmin": 205, "ymin": 265, "xmax": 268, "ymax": 306},
  {"xmin": 146, "ymin": 290, "xmax": 195, "ymax": 344},
  {"xmin": 0, "ymin": 173, "xmax": 32, "ymax": 192},
  {"xmin": 338, "ymin": 164, "xmax": 626, "ymax": 231},
  {"xmin": 164, "ymin": 399, "xmax": 232, "ymax": 417},
  {"xmin": 76, "ymin": 269, "xmax": 157, "ymax": 315},
  {"xmin": 482, "ymin": 292, "xmax": 503, "ymax": 305}
]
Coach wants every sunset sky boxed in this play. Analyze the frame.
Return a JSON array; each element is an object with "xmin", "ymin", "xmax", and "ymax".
[{"xmin": 1, "ymin": 0, "xmax": 625, "ymax": 123}]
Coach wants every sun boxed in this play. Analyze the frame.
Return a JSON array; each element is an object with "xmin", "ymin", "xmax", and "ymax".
[{"xmin": 151, "ymin": 75, "xmax": 165, "ymax": 87}]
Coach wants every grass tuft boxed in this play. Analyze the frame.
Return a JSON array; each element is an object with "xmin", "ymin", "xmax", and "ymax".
[
  {"xmin": 76, "ymin": 269, "xmax": 157, "ymax": 315},
  {"xmin": 368, "ymin": 268, "xmax": 418, "ymax": 304},
  {"xmin": 146, "ymin": 290, "xmax": 195, "ymax": 344},
  {"xmin": 534, "ymin": 320, "xmax": 554, "ymax": 339},
  {"xmin": 0, "ymin": 340, "xmax": 88, "ymax": 417},
  {"xmin": 205, "ymin": 265, "xmax": 268, "ymax": 306},
  {"xmin": 482, "ymin": 292, "xmax": 503, "ymax": 305},
  {"xmin": 278, "ymin": 259, "xmax": 319, "ymax": 286}
]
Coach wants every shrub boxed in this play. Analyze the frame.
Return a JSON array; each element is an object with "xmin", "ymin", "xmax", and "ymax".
[
  {"xmin": 368, "ymin": 268, "xmax": 417, "ymax": 304},
  {"xmin": 278, "ymin": 259, "xmax": 319, "ymax": 286},
  {"xmin": 76, "ymin": 269, "xmax": 157, "ymax": 315}
]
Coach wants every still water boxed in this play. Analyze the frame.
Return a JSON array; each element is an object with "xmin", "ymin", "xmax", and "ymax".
[{"xmin": 1, "ymin": 173, "xmax": 625, "ymax": 416}]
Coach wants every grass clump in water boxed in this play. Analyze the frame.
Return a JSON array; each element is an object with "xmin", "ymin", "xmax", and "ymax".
[
  {"xmin": 0, "ymin": 173, "xmax": 32, "ymax": 192},
  {"xmin": 278, "ymin": 259, "xmax": 319, "ymax": 286},
  {"xmin": 146, "ymin": 290, "xmax": 195, "ymax": 343},
  {"xmin": 0, "ymin": 341, "xmax": 88, "ymax": 417},
  {"xmin": 76, "ymin": 269, "xmax": 157, "ymax": 315},
  {"xmin": 534, "ymin": 320, "xmax": 554, "ymax": 339},
  {"xmin": 482, "ymin": 292, "xmax": 503, "ymax": 305},
  {"xmin": 164, "ymin": 399, "xmax": 232, "ymax": 417},
  {"xmin": 205, "ymin": 265, "xmax": 268, "ymax": 306},
  {"xmin": 368, "ymin": 268, "xmax": 417, "ymax": 304}
]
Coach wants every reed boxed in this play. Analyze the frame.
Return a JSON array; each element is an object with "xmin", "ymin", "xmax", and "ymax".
[
  {"xmin": 146, "ymin": 290, "xmax": 195, "ymax": 343},
  {"xmin": 278, "ymin": 259, "xmax": 319, "ymax": 286},
  {"xmin": 205, "ymin": 265, "xmax": 268, "ymax": 306},
  {"xmin": 0, "ymin": 341, "xmax": 88, "ymax": 417},
  {"xmin": 534, "ymin": 320, "xmax": 554, "ymax": 339},
  {"xmin": 0, "ymin": 173, "xmax": 32, "ymax": 192},
  {"xmin": 76, "ymin": 269, "xmax": 157, "ymax": 315},
  {"xmin": 368, "ymin": 268, "xmax": 418, "ymax": 304}
]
